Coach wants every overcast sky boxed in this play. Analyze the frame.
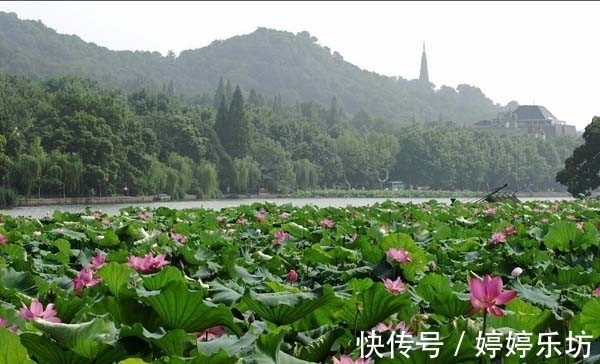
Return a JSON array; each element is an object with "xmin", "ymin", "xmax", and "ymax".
[{"xmin": 1, "ymin": 1, "xmax": 598, "ymax": 130}]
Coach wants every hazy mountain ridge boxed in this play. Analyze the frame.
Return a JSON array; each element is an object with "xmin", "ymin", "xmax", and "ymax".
[{"xmin": 0, "ymin": 11, "xmax": 504, "ymax": 124}]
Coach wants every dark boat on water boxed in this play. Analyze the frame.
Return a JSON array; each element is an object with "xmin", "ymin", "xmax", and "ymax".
[{"xmin": 474, "ymin": 183, "xmax": 521, "ymax": 203}]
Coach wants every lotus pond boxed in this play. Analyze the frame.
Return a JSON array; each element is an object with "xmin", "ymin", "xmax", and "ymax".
[{"xmin": 1, "ymin": 199, "xmax": 600, "ymax": 363}]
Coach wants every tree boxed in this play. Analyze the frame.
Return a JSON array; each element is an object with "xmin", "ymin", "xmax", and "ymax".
[
  {"xmin": 212, "ymin": 77, "xmax": 225, "ymax": 111},
  {"xmin": 194, "ymin": 161, "xmax": 220, "ymax": 198},
  {"xmin": 219, "ymin": 86, "xmax": 250, "ymax": 159},
  {"xmin": 365, "ymin": 132, "xmax": 400, "ymax": 189},
  {"xmin": 251, "ymin": 135, "xmax": 295, "ymax": 194},
  {"xmin": 335, "ymin": 132, "xmax": 370, "ymax": 190},
  {"xmin": 556, "ymin": 116, "xmax": 600, "ymax": 197}
]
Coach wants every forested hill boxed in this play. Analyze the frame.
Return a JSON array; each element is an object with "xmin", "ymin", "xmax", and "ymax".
[{"xmin": 0, "ymin": 11, "xmax": 504, "ymax": 124}]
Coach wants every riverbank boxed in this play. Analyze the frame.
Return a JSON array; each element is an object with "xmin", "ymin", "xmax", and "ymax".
[
  {"xmin": 16, "ymin": 195, "xmax": 171, "ymax": 207},
  {"xmin": 13, "ymin": 189, "xmax": 572, "ymax": 208}
]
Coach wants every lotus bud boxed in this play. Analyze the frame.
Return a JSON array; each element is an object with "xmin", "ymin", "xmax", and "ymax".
[
  {"xmin": 287, "ymin": 270, "xmax": 299, "ymax": 283},
  {"xmin": 511, "ymin": 267, "xmax": 523, "ymax": 277}
]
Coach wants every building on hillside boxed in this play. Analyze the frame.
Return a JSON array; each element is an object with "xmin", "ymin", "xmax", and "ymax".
[{"xmin": 474, "ymin": 105, "xmax": 577, "ymax": 138}]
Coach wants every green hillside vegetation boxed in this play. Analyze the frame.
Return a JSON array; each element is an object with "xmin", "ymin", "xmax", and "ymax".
[
  {"xmin": 0, "ymin": 11, "xmax": 503, "ymax": 125},
  {"xmin": 0, "ymin": 72, "xmax": 581, "ymax": 207}
]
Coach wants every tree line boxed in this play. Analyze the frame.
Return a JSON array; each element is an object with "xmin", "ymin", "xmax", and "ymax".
[{"xmin": 0, "ymin": 72, "xmax": 582, "ymax": 204}]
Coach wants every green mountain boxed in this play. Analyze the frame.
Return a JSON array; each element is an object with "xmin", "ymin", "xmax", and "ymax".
[{"xmin": 0, "ymin": 11, "xmax": 504, "ymax": 124}]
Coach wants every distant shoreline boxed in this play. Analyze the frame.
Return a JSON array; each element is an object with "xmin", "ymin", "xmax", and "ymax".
[{"xmin": 13, "ymin": 190, "xmax": 572, "ymax": 208}]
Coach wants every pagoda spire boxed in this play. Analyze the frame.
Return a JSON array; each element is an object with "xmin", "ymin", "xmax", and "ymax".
[{"xmin": 419, "ymin": 41, "xmax": 429, "ymax": 83}]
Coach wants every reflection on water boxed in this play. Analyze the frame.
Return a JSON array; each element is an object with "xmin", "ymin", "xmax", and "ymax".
[{"xmin": 0, "ymin": 196, "xmax": 575, "ymax": 219}]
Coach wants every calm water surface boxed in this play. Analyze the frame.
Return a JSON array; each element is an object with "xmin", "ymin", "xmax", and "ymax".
[{"xmin": 0, "ymin": 197, "xmax": 575, "ymax": 218}]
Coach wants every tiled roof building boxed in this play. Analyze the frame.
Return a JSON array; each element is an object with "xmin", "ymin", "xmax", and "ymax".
[{"xmin": 475, "ymin": 105, "xmax": 577, "ymax": 138}]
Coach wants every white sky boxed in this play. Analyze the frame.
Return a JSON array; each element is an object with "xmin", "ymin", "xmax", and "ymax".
[{"xmin": 1, "ymin": 1, "xmax": 598, "ymax": 130}]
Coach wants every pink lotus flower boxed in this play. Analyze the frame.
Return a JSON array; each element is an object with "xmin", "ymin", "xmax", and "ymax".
[
  {"xmin": 170, "ymin": 232, "xmax": 187, "ymax": 244},
  {"xmin": 20, "ymin": 298, "xmax": 61, "ymax": 323},
  {"xmin": 216, "ymin": 215, "xmax": 226, "ymax": 223},
  {"xmin": 138, "ymin": 211, "xmax": 151, "ymax": 221},
  {"xmin": 73, "ymin": 268, "xmax": 101, "ymax": 295},
  {"xmin": 541, "ymin": 218, "xmax": 549, "ymax": 224},
  {"xmin": 0, "ymin": 233, "xmax": 6, "ymax": 245},
  {"xmin": 594, "ymin": 285, "xmax": 600, "ymax": 297},
  {"xmin": 196, "ymin": 325, "xmax": 225, "ymax": 341},
  {"xmin": 0, "ymin": 317, "xmax": 18, "ymax": 332},
  {"xmin": 383, "ymin": 277, "xmax": 407, "ymax": 295},
  {"xmin": 287, "ymin": 270, "xmax": 299, "ymax": 283},
  {"xmin": 279, "ymin": 212, "xmax": 290, "ymax": 220},
  {"xmin": 567, "ymin": 215, "xmax": 576, "ymax": 221},
  {"xmin": 386, "ymin": 248, "xmax": 412, "ymax": 263},
  {"xmin": 93, "ymin": 211, "xmax": 101, "ymax": 220},
  {"xmin": 503, "ymin": 226, "xmax": 517, "ymax": 236},
  {"xmin": 375, "ymin": 320, "xmax": 412, "ymax": 335},
  {"xmin": 273, "ymin": 230, "xmax": 290, "ymax": 245},
  {"xmin": 255, "ymin": 208, "xmax": 267, "ymax": 222},
  {"xmin": 332, "ymin": 354, "xmax": 372, "ymax": 364},
  {"xmin": 469, "ymin": 275, "xmax": 517, "ymax": 317},
  {"xmin": 127, "ymin": 253, "xmax": 170, "ymax": 274},
  {"xmin": 89, "ymin": 254, "xmax": 106, "ymax": 270},
  {"xmin": 577, "ymin": 222, "xmax": 584, "ymax": 231},
  {"xmin": 486, "ymin": 207, "xmax": 496, "ymax": 216},
  {"xmin": 320, "ymin": 218, "xmax": 334, "ymax": 228},
  {"xmin": 489, "ymin": 232, "xmax": 507, "ymax": 245}
]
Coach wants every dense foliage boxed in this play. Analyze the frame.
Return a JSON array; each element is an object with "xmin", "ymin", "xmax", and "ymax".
[
  {"xmin": 1, "ymin": 11, "xmax": 508, "ymax": 125},
  {"xmin": 0, "ymin": 72, "xmax": 581, "ymax": 203},
  {"xmin": 556, "ymin": 116, "xmax": 600, "ymax": 197},
  {"xmin": 1, "ymin": 200, "xmax": 600, "ymax": 363}
]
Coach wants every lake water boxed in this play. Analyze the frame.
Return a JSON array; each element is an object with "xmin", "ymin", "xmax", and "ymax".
[{"xmin": 0, "ymin": 196, "xmax": 575, "ymax": 218}]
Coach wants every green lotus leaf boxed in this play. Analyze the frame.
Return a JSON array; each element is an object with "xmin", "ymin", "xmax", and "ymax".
[
  {"xmin": 97, "ymin": 262, "xmax": 134, "ymax": 299},
  {"xmin": 20, "ymin": 332, "xmax": 90, "ymax": 364},
  {"xmin": 487, "ymin": 298, "xmax": 552, "ymax": 332},
  {"xmin": 95, "ymin": 230, "xmax": 121, "ymax": 247},
  {"xmin": 142, "ymin": 265, "xmax": 186, "ymax": 291},
  {"xmin": 120, "ymin": 323, "xmax": 194, "ymax": 357},
  {"xmin": 294, "ymin": 327, "xmax": 346, "ymax": 363},
  {"xmin": 54, "ymin": 228, "xmax": 88, "ymax": 243},
  {"xmin": 196, "ymin": 330, "xmax": 258, "ymax": 357},
  {"xmin": 0, "ymin": 328, "xmax": 35, "ymax": 364},
  {"xmin": 240, "ymin": 285, "xmax": 339, "ymax": 327},
  {"xmin": 140, "ymin": 281, "xmax": 238, "ymax": 334},
  {"xmin": 511, "ymin": 281, "xmax": 560, "ymax": 311},
  {"xmin": 580, "ymin": 299, "xmax": 600, "ymax": 339},
  {"xmin": 208, "ymin": 280, "xmax": 245, "ymax": 305},
  {"xmin": 0, "ymin": 268, "xmax": 37, "ymax": 296},
  {"xmin": 415, "ymin": 274, "xmax": 471, "ymax": 319},
  {"xmin": 544, "ymin": 220, "xmax": 597, "ymax": 251},
  {"xmin": 31, "ymin": 315, "xmax": 118, "ymax": 359},
  {"xmin": 118, "ymin": 359, "xmax": 148, "ymax": 364},
  {"xmin": 337, "ymin": 281, "xmax": 413, "ymax": 331},
  {"xmin": 282, "ymin": 222, "xmax": 311, "ymax": 239},
  {"xmin": 253, "ymin": 330, "xmax": 317, "ymax": 364}
]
